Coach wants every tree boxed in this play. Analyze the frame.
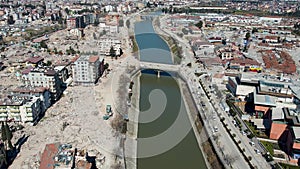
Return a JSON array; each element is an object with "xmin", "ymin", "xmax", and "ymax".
[
  {"xmin": 245, "ymin": 32, "xmax": 251, "ymax": 40},
  {"xmin": 182, "ymin": 28, "xmax": 189, "ymax": 35},
  {"xmin": 195, "ymin": 21, "xmax": 203, "ymax": 29},
  {"xmin": 104, "ymin": 63, "xmax": 109, "ymax": 70},
  {"xmin": 93, "ymin": 32, "xmax": 97, "ymax": 40},
  {"xmin": 126, "ymin": 20, "xmax": 130, "ymax": 29},
  {"xmin": 64, "ymin": 8, "xmax": 70, "ymax": 15},
  {"xmin": 222, "ymin": 39, "xmax": 227, "ymax": 45},
  {"xmin": 146, "ymin": 1, "xmax": 151, "ymax": 8},
  {"xmin": 7, "ymin": 15, "xmax": 15, "ymax": 25},
  {"xmin": 119, "ymin": 48, "xmax": 123, "ymax": 56},
  {"xmin": 110, "ymin": 46, "xmax": 116, "ymax": 59},
  {"xmin": 53, "ymin": 47, "xmax": 58, "ymax": 54},
  {"xmin": 45, "ymin": 60, "xmax": 52, "ymax": 66},
  {"xmin": 118, "ymin": 19, "xmax": 124, "ymax": 27},
  {"xmin": 252, "ymin": 27, "xmax": 258, "ymax": 34},
  {"xmin": 40, "ymin": 40, "xmax": 48, "ymax": 49}
]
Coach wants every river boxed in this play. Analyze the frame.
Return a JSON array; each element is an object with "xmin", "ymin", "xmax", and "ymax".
[{"xmin": 135, "ymin": 18, "xmax": 207, "ymax": 169}]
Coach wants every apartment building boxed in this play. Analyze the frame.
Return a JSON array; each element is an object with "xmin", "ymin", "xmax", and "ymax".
[
  {"xmin": 72, "ymin": 55, "xmax": 104, "ymax": 85},
  {"xmin": 0, "ymin": 96, "xmax": 42, "ymax": 124},
  {"xmin": 21, "ymin": 67, "xmax": 63, "ymax": 102},
  {"xmin": 97, "ymin": 37, "xmax": 121, "ymax": 55},
  {"xmin": 10, "ymin": 86, "xmax": 51, "ymax": 113}
]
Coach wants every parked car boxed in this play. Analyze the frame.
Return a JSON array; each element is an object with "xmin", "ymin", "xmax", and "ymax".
[{"xmin": 214, "ymin": 126, "xmax": 219, "ymax": 132}]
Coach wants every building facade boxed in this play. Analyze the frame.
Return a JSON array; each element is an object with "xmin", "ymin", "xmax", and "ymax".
[
  {"xmin": 10, "ymin": 86, "xmax": 51, "ymax": 113},
  {"xmin": 72, "ymin": 55, "xmax": 104, "ymax": 85},
  {"xmin": 0, "ymin": 96, "xmax": 42, "ymax": 124},
  {"xmin": 21, "ymin": 67, "xmax": 63, "ymax": 102}
]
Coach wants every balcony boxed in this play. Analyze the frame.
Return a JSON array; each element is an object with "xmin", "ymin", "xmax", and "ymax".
[
  {"xmin": 11, "ymin": 113, "xmax": 21, "ymax": 117},
  {"xmin": 26, "ymin": 113, "xmax": 33, "ymax": 117},
  {"xmin": 0, "ymin": 109, "xmax": 7, "ymax": 113},
  {"xmin": 26, "ymin": 117, "xmax": 33, "ymax": 122},
  {"xmin": 0, "ymin": 113, "xmax": 8, "ymax": 117},
  {"xmin": 10, "ymin": 109, "xmax": 20, "ymax": 113},
  {"xmin": 0, "ymin": 117, "xmax": 7, "ymax": 121},
  {"xmin": 26, "ymin": 110, "xmax": 32, "ymax": 114}
]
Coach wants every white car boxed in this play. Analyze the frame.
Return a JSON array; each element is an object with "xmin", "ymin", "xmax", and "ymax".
[{"xmin": 214, "ymin": 126, "xmax": 218, "ymax": 132}]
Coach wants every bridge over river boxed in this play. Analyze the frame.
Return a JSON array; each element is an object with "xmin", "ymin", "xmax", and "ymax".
[
  {"xmin": 140, "ymin": 61, "xmax": 179, "ymax": 71},
  {"xmin": 139, "ymin": 61, "xmax": 180, "ymax": 77}
]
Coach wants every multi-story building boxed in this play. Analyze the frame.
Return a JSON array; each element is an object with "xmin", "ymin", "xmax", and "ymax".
[
  {"xmin": 67, "ymin": 15, "xmax": 85, "ymax": 29},
  {"xmin": 10, "ymin": 86, "xmax": 51, "ymax": 113},
  {"xmin": 66, "ymin": 17, "xmax": 77, "ymax": 29},
  {"xmin": 99, "ymin": 22, "xmax": 119, "ymax": 34},
  {"xmin": 0, "ymin": 99, "xmax": 23, "ymax": 122},
  {"xmin": 98, "ymin": 36, "xmax": 121, "ymax": 55},
  {"xmin": 21, "ymin": 67, "xmax": 63, "ymax": 102},
  {"xmin": 72, "ymin": 55, "xmax": 104, "ymax": 85},
  {"xmin": 20, "ymin": 97, "xmax": 42, "ymax": 123},
  {"xmin": 0, "ymin": 96, "xmax": 42, "ymax": 124}
]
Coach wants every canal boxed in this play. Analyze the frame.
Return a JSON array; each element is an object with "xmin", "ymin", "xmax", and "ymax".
[{"xmin": 135, "ymin": 19, "xmax": 207, "ymax": 169}]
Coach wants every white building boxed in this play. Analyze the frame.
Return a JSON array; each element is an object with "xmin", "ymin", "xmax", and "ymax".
[
  {"xmin": 0, "ymin": 96, "xmax": 43, "ymax": 124},
  {"xmin": 10, "ymin": 86, "xmax": 51, "ymax": 113},
  {"xmin": 98, "ymin": 37, "xmax": 121, "ymax": 55},
  {"xmin": 21, "ymin": 67, "xmax": 63, "ymax": 102},
  {"xmin": 99, "ymin": 22, "xmax": 119, "ymax": 34},
  {"xmin": 259, "ymin": 17, "xmax": 282, "ymax": 24},
  {"xmin": 72, "ymin": 55, "xmax": 104, "ymax": 85}
]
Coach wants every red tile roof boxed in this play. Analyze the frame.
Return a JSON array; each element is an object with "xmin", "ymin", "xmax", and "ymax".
[
  {"xmin": 45, "ymin": 69, "xmax": 56, "ymax": 76},
  {"xmin": 32, "ymin": 36, "xmax": 48, "ymax": 43},
  {"xmin": 230, "ymin": 57, "xmax": 260, "ymax": 66},
  {"xmin": 293, "ymin": 142, "xmax": 300, "ymax": 150},
  {"xmin": 255, "ymin": 106, "xmax": 269, "ymax": 113},
  {"xmin": 88, "ymin": 56, "xmax": 99, "ymax": 63},
  {"xmin": 21, "ymin": 66, "xmax": 34, "ymax": 75},
  {"xmin": 270, "ymin": 123, "xmax": 287, "ymax": 140},
  {"xmin": 261, "ymin": 50, "xmax": 296, "ymax": 74},
  {"xmin": 26, "ymin": 56, "xmax": 44, "ymax": 64},
  {"xmin": 39, "ymin": 143, "xmax": 59, "ymax": 169},
  {"xmin": 265, "ymin": 35, "xmax": 278, "ymax": 40},
  {"xmin": 12, "ymin": 86, "xmax": 48, "ymax": 93},
  {"xmin": 71, "ymin": 55, "xmax": 80, "ymax": 63},
  {"xmin": 213, "ymin": 73, "xmax": 224, "ymax": 78},
  {"xmin": 76, "ymin": 160, "xmax": 92, "ymax": 169}
]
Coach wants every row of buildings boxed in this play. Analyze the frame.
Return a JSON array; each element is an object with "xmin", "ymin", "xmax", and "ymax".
[
  {"xmin": 226, "ymin": 70, "xmax": 300, "ymax": 163},
  {"xmin": 0, "ymin": 54, "xmax": 105, "ymax": 124},
  {"xmin": 162, "ymin": 8, "xmax": 300, "ymax": 165}
]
